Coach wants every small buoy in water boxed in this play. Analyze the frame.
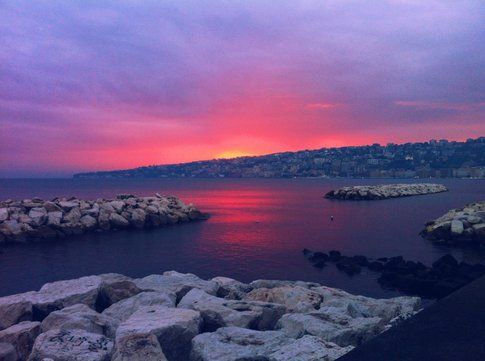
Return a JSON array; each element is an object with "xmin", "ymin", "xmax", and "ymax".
[{"xmin": 330, "ymin": 216, "xmax": 334, "ymax": 221}]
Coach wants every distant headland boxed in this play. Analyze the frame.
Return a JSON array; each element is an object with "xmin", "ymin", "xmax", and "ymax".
[{"xmin": 73, "ymin": 137, "xmax": 485, "ymax": 179}]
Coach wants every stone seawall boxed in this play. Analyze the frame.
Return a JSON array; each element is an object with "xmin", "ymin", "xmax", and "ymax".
[
  {"xmin": 0, "ymin": 271, "xmax": 420, "ymax": 361},
  {"xmin": 325, "ymin": 183, "xmax": 448, "ymax": 200},
  {"xmin": 421, "ymin": 201, "xmax": 485, "ymax": 245},
  {"xmin": 0, "ymin": 194, "xmax": 208, "ymax": 243}
]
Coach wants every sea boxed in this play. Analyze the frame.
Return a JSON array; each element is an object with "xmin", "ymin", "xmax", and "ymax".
[{"xmin": 0, "ymin": 178, "xmax": 484, "ymax": 298}]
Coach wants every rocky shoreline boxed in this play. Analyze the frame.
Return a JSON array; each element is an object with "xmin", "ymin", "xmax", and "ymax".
[
  {"xmin": 0, "ymin": 272, "xmax": 420, "ymax": 361},
  {"xmin": 324, "ymin": 183, "xmax": 448, "ymax": 200},
  {"xmin": 0, "ymin": 194, "xmax": 207, "ymax": 244},
  {"xmin": 421, "ymin": 201, "xmax": 485, "ymax": 245}
]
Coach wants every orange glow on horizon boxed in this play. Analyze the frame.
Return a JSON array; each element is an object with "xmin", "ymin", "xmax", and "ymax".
[{"xmin": 215, "ymin": 150, "xmax": 255, "ymax": 159}]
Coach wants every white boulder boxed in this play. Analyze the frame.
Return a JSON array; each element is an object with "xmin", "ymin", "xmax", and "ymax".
[
  {"xmin": 41, "ymin": 304, "xmax": 118, "ymax": 338},
  {"xmin": 0, "ymin": 321, "xmax": 41, "ymax": 360},
  {"xmin": 28, "ymin": 329, "xmax": 113, "ymax": 361},
  {"xmin": 116, "ymin": 305, "xmax": 202, "ymax": 361},
  {"xmin": 178, "ymin": 288, "xmax": 286, "ymax": 331},
  {"xmin": 134, "ymin": 271, "xmax": 219, "ymax": 301},
  {"xmin": 102, "ymin": 291, "xmax": 176, "ymax": 322},
  {"xmin": 190, "ymin": 326, "xmax": 353, "ymax": 361}
]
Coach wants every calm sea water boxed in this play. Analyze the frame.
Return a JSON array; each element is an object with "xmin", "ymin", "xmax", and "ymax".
[{"xmin": 0, "ymin": 178, "xmax": 484, "ymax": 298}]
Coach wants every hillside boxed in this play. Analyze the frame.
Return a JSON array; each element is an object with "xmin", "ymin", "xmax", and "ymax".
[{"xmin": 74, "ymin": 137, "xmax": 485, "ymax": 179}]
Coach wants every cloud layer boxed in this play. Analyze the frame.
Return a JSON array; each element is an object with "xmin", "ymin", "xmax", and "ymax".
[{"xmin": 1, "ymin": 0, "xmax": 484, "ymax": 176}]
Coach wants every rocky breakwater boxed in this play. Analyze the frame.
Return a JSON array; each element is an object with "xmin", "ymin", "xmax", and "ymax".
[
  {"xmin": 303, "ymin": 249, "xmax": 485, "ymax": 299},
  {"xmin": 0, "ymin": 194, "xmax": 208, "ymax": 243},
  {"xmin": 325, "ymin": 183, "xmax": 448, "ymax": 200},
  {"xmin": 421, "ymin": 201, "xmax": 485, "ymax": 245},
  {"xmin": 0, "ymin": 271, "xmax": 421, "ymax": 361}
]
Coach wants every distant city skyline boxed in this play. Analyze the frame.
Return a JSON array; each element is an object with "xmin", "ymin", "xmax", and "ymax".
[{"xmin": 1, "ymin": 1, "xmax": 484, "ymax": 177}]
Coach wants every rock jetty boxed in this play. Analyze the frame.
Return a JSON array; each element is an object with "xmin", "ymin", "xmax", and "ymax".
[
  {"xmin": 324, "ymin": 183, "xmax": 447, "ymax": 200},
  {"xmin": 421, "ymin": 201, "xmax": 485, "ymax": 245},
  {"xmin": 0, "ymin": 271, "xmax": 420, "ymax": 361},
  {"xmin": 303, "ymin": 249, "xmax": 485, "ymax": 299},
  {"xmin": 0, "ymin": 194, "xmax": 207, "ymax": 243}
]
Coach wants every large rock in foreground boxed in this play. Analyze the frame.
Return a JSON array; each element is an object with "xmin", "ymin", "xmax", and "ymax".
[
  {"xmin": 28, "ymin": 329, "xmax": 113, "ymax": 361},
  {"xmin": 325, "ymin": 183, "xmax": 447, "ymax": 200},
  {"xmin": 0, "ymin": 271, "xmax": 421, "ymax": 361},
  {"xmin": 0, "ymin": 194, "xmax": 208, "ymax": 243},
  {"xmin": 190, "ymin": 326, "xmax": 354, "ymax": 361},
  {"xmin": 421, "ymin": 201, "xmax": 485, "ymax": 245}
]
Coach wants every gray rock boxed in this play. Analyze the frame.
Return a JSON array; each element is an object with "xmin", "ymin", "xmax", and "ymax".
[
  {"xmin": 98, "ymin": 209, "xmax": 111, "ymax": 230},
  {"xmin": 211, "ymin": 276, "xmax": 252, "ymax": 300},
  {"xmin": 100, "ymin": 203, "xmax": 115, "ymax": 213},
  {"xmin": 80, "ymin": 215, "xmax": 97, "ymax": 229},
  {"xmin": 245, "ymin": 285, "xmax": 323, "ymax": 313},
  {"xmin": 130, "ymin": 209, "xmax": 146, "ymax": 228},
  {"xmin": 178, "ymin": 288, "xmax": 286, "ymax": 331},
  {"xmin": 32, "ymin": 275, "xmax": 103, "ymax": 319},
  {"xmin": 110, "ymin": 201, "xmax": 125, "ymax": 212},
  {"xmin": 63, "ymin": 207, "xmax": 81, "ymax": 224},
  {"xmin": 0, "ymin": 292, "xmax": 35, "ymax": 330},
  {"xmin": 190, "ymin": 326, "xmax": 353, "ymax": 361},
  {"xmin": 326, "ymin": 183, "xmax": 447, "ymax": 200},
  {"xmin": 116, "ymin": 305, "xmax": 202, "ymax": 361},
  {"xmin": 276, "ymin": 307, "xmax": 384, "ymax": 347},
  {"xmin": 313, "ymin": 285, "xmax": 420, "ymax": 323},
  {"xmin": 112, "ymin": 333, "xmax": 168, "ymax": 361},
  {"xmin": 83, "ymin": 204, "xmax": 100, "ymax": 217},
  {"xmin": 451, "ymin": 219, "xmax": 464, "ymax": 235},
  {"xmin": 249, "ymin": 279, "xmax": 320, "ymax": 290},
  {"xmin": 58, "ymin": 201, "xmax": 79, "ymax": 210},
  {"xmin": 0, "ymin": 208, "xmax": 8, "ymax": 221},
  {"xmin": 134, "ymin": 271, "xmax": 219, "ymax": 301},
  {"xmin": 270, "ymin": 335, "xmax": 354, "ymax": 361},
  {"xmin": 0, "ymin": 342, "xmax": 17, "ymax": 361},
  {"xmin": 109, "ymin": 213, "xmax": 130, "ymax": 228},
  {"xmin": 103, "ymin": 291, "xmax": 176, "ymax": 322},
  {"xmin": 28, "ymin": 329, "xmax": 113, "ymax": 361},
  {"xmin": 0, "ymin": 321, "xmax": 41, "ymax": 360},
  {"xmin": 41, "ymin": 304, "xmax": 118, "ymax": 338},
  {"xmin": 0, "ymin": 220, "xmax": 23, "ymax": 239},
  {"xmin": 43, "ymin": 202, "xmax": 62, "ymax": 212},
  {"xmin": 98, "ymin": 273, "xmax": 141, "ymax": 307},
  {"xmin": 46, "ymin": 211, "xmax": 63, "ymax": 226},
  {"xmin": 473, "ymin": 223, "xmax": 485, "ymax": 237},
  {"xmin": 28, "ymin": 208, "xmax": 47, "ymax": 226}
]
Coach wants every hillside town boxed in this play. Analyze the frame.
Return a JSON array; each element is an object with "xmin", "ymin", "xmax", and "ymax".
[{"xmin": 75, "ymin": 137, "xmax": 485, "ymax": 179}]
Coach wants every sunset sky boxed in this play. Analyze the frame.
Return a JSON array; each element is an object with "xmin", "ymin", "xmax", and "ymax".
[{"xmin": 1, "ymin": 1, "xmax": 484, "ymax": 177}]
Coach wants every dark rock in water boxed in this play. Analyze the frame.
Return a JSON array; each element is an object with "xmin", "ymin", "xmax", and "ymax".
[
  {"xmin": 336, "ymin": 260, "xmax": 361, "ymax": 276},
  {"xmin": 312, "ymin": 260, "xmax": 327, "ymax": 269},
  {"xmin": 303, "ymin": 249, "xmax": 485, "ymax": 299},
  {"xmin": 309, "ymin": 252, "xmax": 329, "ymax": 263},
  {"xmin": 329, "ymin": 250, "xmax": 342, "ymax": 261},
  {"xmin": 351, "ymin": 255, "xmax": 369, "ymax": 267},
  {"xmin": 432, "ymin": 254, "xmax": 458, "ymax": 270},
  {"xmin": 368, "ymin": 261, "xmax": 384, "ymax": 272},
  {"xmin": 302, "ymin": 248, "xmax": 312, "ymax": 256}
]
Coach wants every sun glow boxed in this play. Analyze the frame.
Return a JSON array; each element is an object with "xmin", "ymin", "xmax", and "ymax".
[{"xmin": 215, "ymin": 150, "xmax": 255, "ymax": 159}]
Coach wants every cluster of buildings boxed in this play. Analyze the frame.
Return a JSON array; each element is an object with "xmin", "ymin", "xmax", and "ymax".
[{"xmin": 75, "ymin": 137, "xmax": 485, "ymax": 179}]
